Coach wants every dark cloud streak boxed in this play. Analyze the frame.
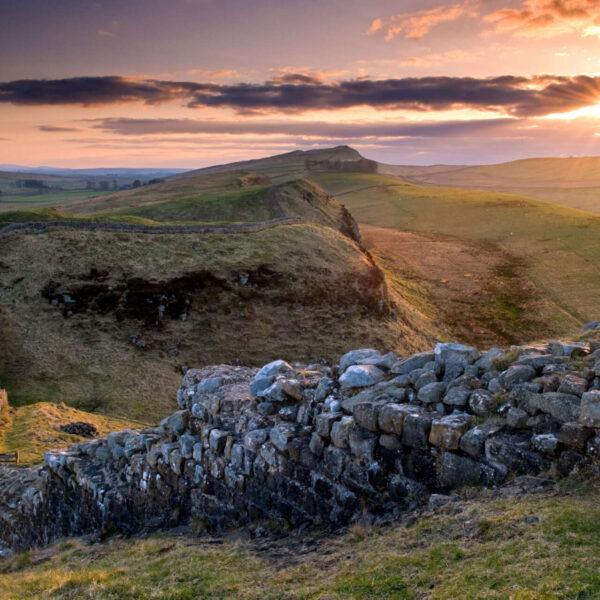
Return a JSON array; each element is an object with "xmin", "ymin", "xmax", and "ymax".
[{"xmin": 2, "ymin": 74, "xmax": 600, "ymax": 117}]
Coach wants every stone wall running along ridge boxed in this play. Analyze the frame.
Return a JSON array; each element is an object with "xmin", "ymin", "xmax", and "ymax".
[{"xmin": 2, "ymin": 339, "xmax": 600, "ymax": 551}]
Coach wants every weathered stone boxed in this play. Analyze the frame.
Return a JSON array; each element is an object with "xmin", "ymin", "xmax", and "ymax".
[
  {"xmin": 469, "ymin": 389, "xmax": 496, "ymax": 417},
  {"xmin": 434, "ymin": 342, "xmax": 479, "ymax": 366},
  {"xmin": 587, "ymin": 435, "xmax": 600, "ymax": 459},
  {"xmin": 378, "ymin": 403, "xmax": 406, "ymax": 435},
  {"xmin": 353, "ymin": 401, "xmax": 382, "ymax": 432},
  {"xmin": 94, "ymin": 446, "xmax": 111, "ymax": 462},
  {"xmin": 417, "ymin": 382, "xmax": 446, "ymax": 405},
  {"xmin": 278, "ymin": 405, "xmax": 299, "ymax": 422},
  {"xmin": 460, "ymin": 422, "xmax": 502, "ymax": 458},
  {"xmin": 532, "ymin": 434, "xmax": 559, "ymax": 456},
  {"xmin": 558, "ymin": 374, "xmax": 588, "ymax": 397},
  {"xmin": 579, "ymin": 390, "xmax": 600, "ymax": 427},
  {"xmin": 160, "ymin": 410, "xmax": 188, "ymax": 436},
  {"xmin": 280, "ymin": 379, "xmax": 304, "ymax": 402},
  {"xmin": 348, "ymin": 426, "xmax": 378, "ymax": 462},
  {"xmin": 191, "ymin": 402, "xmax": 209, "ymax": 420},
  {"xmin": 485, "ymin": 434, "xmax": 551, "ymax": 475},
  {"xmin": 439, "ymin": 452, "xmax": 501, "ymax": 488},
  {"xmin": 402, "ymin": 411, "xmax": 432, "ymax": 449},
  {"xmin": 180, "ymin": 434, "xmax": 198, "ymax": 459},
  {"xmin": 559, "ymin": 422, "xmax": 594, "ymax": 451},
  {"xmin": 339, "ymin": 349, "xmax": 382, "ymax": 372},
  {"xmin": 391, "ymin": 351, "xmax": 435, "ymax": 375},
  {"xmin": 197, "ymin": 377, "xmax": 223, "ymax": 394},
  {"xmin": 506, "ymin": 407, "xmax": 529, "ymax": 429},
  {"xmin": 339, "ymin": 365, "xmax": 384, "ymax": 388},
  {"xmin": 315, "ymin": 413, "xmax": 341, "ymax": 438},
  {"xmin": 429, "ymin": 414, "xmax": 472, "ymax": 450},
  {"xmin": 415, "ymin": 371, "xmax": 437, "ymax": 389},
  {"xmin": 443, "ymin": 386, "xmax": 471, "ymax": 407},
  {"xmin": 250, "ymin": 376, "xmax": 273, "ymax": 397},
  {"xmin": 314, "ymin": 378, "xmax": 335, "ymax": 402},
  {"xmin": 169, "ymin": 449, "xmax": 183, "ymax": 475},
  {"xmin": 209, "ymin": 429, "xmax": 228, "ymax": 454},
  {"xmin": 379, "ymin": 433, "xmax": 401, "ymax": 451},
  {"xmin": 270, "ymin": 423, "xmax": 299, "ymax": 453},
  {"xmin": 256, "ymin": 402, "xmax": 276, "ymax": 416},
  {"xmin": 488, "ymin": 378, "xmax": 503, "ymax": 394},
  {"xmin": 549, "ymin": 341, "xmax": 589, "ymax": 358},
  {"xmin": 255, "ymin": 359, "xmax": 293, "ymax": 380},
  {"xmin": 331, "ymin": 416, "xmax": 354, "ymax": 449},
  {"xmin": 529, "ymin": 392, "xmax": 580, "ymax": 423},
  {"xmin": 243, "ymin": 428, "xmax": 269, "ymax": 450},
  {"xmin": 475, "ymin": 347, "xmax": 504, "ymax": 370},
  {"xmin": 309, "ymin": 433, "xmax": 325, "ymax": 456},
  {"xmin": 503, "ymin": 365, "xmax": 536, "ymax": 388}
]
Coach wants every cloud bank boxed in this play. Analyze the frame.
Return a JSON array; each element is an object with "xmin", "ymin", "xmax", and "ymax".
[{"xmin": 2, "ymin": 74, "xmax": 600, "ymax": 117}]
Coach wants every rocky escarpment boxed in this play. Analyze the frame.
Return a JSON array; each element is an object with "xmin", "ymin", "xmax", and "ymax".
[{"xmin": 2, "ymin": 339, "xmax": 600, "ymax": 552}]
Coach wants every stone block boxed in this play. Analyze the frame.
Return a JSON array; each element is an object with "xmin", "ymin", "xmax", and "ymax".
[
  {"xmin": 353, "ymin": 401, "xmax": 382, "ymax": 432},
  {"xmin": 469, "ymin": 389, "xmax": 496, "ymax": 417},
  {"xmin": 443, "ymin": 386, "xmax": 471, "ymax": 407},
  {"xmin": 349, "ymin": 426, "xmax": 378, "ymax": 462},
  {"xmin": 579, "ymin": 390, "xmax": 600, "ymax": 427},
  {"xmin": 558, "ymin": 422, "xmax": 593, "ymax": 451},
  {"xmin": 417, "ymin": 382, "xmax": 446, "ymax": 405},
  {"xmin": 309, "ymin": 433, "xmax": 325, "ymax": 456},
  {"xmin": 460, "ymin": 422, "xmax": 502, "ymax": 458},
  {"xmin": 391, "ymin": 351, "xmax": 435, "ymax": 375},
  {"xmin": 315, "ymin": 412, "xmax": 342, "ymax": 438},
  {"xmin": 378, "ymin": 403, "xmax": 407, "ymax": 435},
  {"xmin": 331, "ymin": 416, "xmax": 354, "ymax": 449},
  {"xmin": 429, "ymin": 414, "xmax": 472, "ymax": 450},
  {"xmin": 558, "ymin": 374, "xmax": 588, "ymax": 397},
  {"xmin": 529, "ymin": 392, "xmax": 580, "ymax": 423},
  {"xmin": 339, "ymin": 365, "xmax": 384, "ymax": 389},
  {"xmin": 402, "ymin": 411, "xmax": 432, "ymax": 449}
]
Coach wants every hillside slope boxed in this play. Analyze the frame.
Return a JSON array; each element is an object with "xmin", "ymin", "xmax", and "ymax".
[
  {"xmin": 0, "ymin": 223, "xmax": 434, "ymax": 421},
  {"xmin": 311, "ymin": 171, "xmax": 600, "ymax": 343},
  {"xmin": 382, "ymin": 156, "xmax": 600, "ymax": 214}
]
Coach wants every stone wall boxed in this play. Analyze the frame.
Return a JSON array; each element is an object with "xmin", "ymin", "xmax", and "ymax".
[{"xmin": 2, "ymin": 340, "xmax": 600, "ymax": 551}]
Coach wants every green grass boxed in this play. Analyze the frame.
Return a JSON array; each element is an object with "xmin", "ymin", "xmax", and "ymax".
[
  {"xmin": 101, "ymin": 184, "xmax": 273, "ymax": 223},
  {"xmin": 0, "ymin": 190, "xmax": 114, "ymax": 213},
  {"xmin": 2, "ymin": 487, "xmax": 599, "ymax": 598},
  {"xmin": 311, "ymin": 172, "xmax": 600, "ymax": 334}
]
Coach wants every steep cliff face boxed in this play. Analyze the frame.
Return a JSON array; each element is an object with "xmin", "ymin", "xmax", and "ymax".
[{"xmin": 1, "ymin": 339, "xmax": 600, "ymax": 552}]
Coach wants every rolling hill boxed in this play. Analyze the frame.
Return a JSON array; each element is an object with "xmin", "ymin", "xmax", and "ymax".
[{"xmin": 382, "ymin": 156, "xmax": 600, "ymax": 214}]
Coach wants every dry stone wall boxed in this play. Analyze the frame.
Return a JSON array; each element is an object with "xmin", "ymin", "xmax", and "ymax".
[{"xmin": 2, "ymin": 340, "xmax": 600, "ymax": 551}]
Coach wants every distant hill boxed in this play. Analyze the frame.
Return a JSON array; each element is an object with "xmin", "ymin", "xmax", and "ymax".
[
  {"xmin": 381, "ymin": 156, "xmax": 600, "ymax": 214},
  {"xmin": 176, "ymin": 145, "xmax": 375, "ymax": 183}
]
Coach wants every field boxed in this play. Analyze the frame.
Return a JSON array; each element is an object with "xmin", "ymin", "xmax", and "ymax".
[
  {"xmin": 310, "ymin": 171, "xmax": 600, "ymax": 341},
  {"xmin": 1, "ymin": 480, "xmax": 598, "ymax": 599},
  {"xmin": 0, "ymin": 189, "xmax": 115, "ymax": 213}
]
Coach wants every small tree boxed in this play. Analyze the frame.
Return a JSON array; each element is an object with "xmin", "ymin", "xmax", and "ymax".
[{"xmin": 132, "ymin": 179, "xmax": 141, "ymax": 188}]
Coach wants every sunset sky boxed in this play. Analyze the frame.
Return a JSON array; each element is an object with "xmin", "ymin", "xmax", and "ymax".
[{"xmin": 2, "ymin": 0, "xmax": 600, "ymax": 167}]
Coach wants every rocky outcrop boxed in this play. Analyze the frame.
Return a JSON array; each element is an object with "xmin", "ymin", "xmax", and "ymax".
[{"xmin": 2, "ymin": 339, "xmax": 600, "ymax": 551}]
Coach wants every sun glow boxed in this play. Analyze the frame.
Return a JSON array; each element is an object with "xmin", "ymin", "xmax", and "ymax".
[{"xmin": 540, "ymin": 104, "xmax": 600, "ymax": 121}]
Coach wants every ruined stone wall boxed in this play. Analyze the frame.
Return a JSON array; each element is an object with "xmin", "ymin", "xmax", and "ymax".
[{"xmin": 2, "ymin": 340, "xmax": 600, "ymax": 551}]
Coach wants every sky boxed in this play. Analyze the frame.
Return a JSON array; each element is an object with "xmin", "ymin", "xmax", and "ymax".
[{"xmin": 2, "ymin": 0, "xmax": 600, "ymax": 167}]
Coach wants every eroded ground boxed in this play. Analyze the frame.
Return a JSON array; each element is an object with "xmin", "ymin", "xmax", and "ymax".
[{"xmin": 361, "ymin": 224, "xmax": 549, "ymax": 347}]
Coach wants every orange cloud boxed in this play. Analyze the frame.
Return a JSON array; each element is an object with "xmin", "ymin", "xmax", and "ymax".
[
  {"xmin": 484, "ymin": 0, "xmax": 600, "ymax": 38},
  {"xmin": 367, "ymin": 2, "xmax": 477, "ymax": 41}
]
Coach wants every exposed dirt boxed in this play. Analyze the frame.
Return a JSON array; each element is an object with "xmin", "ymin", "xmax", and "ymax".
[{"xmin": 360, "ymin": 224, "xmax": 548, "ymax": 347}]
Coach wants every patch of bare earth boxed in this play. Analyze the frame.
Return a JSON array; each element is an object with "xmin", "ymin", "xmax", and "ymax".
[{"xmin": 361, "ymin": 224, "xmax": 550, "ymax": 347}]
